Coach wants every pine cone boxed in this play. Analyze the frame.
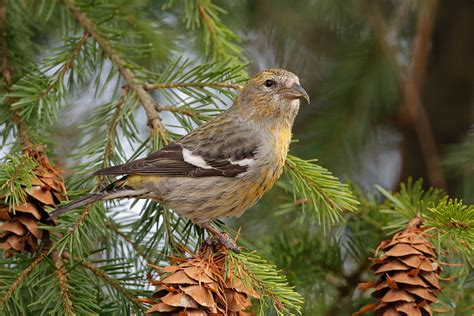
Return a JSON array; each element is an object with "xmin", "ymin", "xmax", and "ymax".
[
  {"xmin": 354, "ymin": 216, "xmax": 442, "ymax": 316},
  {"xmin": 141, "ymin": 247, "xmax": 258, "ymax": 315},
  {"xmin": 0, "ymin": 147, "xmax": 66, "ymax": 257}
]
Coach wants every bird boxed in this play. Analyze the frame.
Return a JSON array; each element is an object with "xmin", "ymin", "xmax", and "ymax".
[{"xmin": 48, "ymin": 68, "xmax": 309, "ymax": 251}]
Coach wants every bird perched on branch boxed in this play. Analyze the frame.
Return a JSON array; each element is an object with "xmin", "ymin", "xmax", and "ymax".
[{"xmin": 49, "ymin": 69, "xmax": 309, "ymax": 251}]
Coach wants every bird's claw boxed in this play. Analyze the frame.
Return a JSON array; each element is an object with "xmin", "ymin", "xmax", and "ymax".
[{"xmin": 201, "ymin": 234, "xmax": 240, "ymax": 253}]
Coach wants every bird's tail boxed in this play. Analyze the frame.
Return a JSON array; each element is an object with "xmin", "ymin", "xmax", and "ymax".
[
  {"xmin": 47, "ymin": 176, "xmax": 143, "ymax": 220},
  {"xmin": 47, "ymin": 192, "xmax": 105, "ymax": 220}
]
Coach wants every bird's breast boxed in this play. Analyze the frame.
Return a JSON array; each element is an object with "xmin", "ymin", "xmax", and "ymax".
[{"xmin": 245, "ymin": 125, "xmax": 292, "ymax": 192}]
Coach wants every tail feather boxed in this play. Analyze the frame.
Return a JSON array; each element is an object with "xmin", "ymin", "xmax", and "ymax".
[
  {"xmin": 47, "ymin": 192, "xmax": 104, "ymax": 220},
  {"xmin": 47, "ymin": 176, "xmax": 147, "ymax": 220}
]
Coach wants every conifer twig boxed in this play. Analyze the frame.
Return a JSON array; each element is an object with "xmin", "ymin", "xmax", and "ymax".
[
  {"xmin": 52, "ymin": 251, "xmax": 74, "ymax": 316},
  {"xmin": 73, "ymin": 205, "xmax": 91, "ymax": 234},
  {"xmin": 40, "ymin": 31, "xmax": 90, "ymax": 99},
  {"xmin": 63, "ymin": 253, "xmax": 142, "ymax": 308},
  {"xmin": 144, "ymin": 81, "xmax": 242, "ymax": 90},
  {"xmin": 64, "ymin": 0, "xmax": 168, "ymax": 142},
  {"xmin": 0, "ymin": 253, "xmax": 47, "ymax": 306},
  {"xmin": 197, "ymin": 0, "xmax": 225, "ymax": 57},
  {"xmin": 0, "ymin": 0, "xmax": 32, "ymax": 148},
  {"xmin": 105, "ymin": 220, "xmax": 154, "ymax": 266},
  {"xmin": 101, "ymin": 86, "xmax": 129, "ymax": 177},
  {"xmin": 155, "ymin": 104, "xmax": 212, "ymax": 120},
  {"xmin": 11, "ymin": 114, "xmax": 32, "ymax": 147}
]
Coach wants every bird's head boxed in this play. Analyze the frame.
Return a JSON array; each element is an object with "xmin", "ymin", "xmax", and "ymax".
[{"xmin": 234, "ymin": 69, "xmax": 309, "ymax": 123}]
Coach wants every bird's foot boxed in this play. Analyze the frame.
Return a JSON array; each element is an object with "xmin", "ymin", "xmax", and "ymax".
[
  {"xmin": 202, "ymin": 233, "xmax": 240, "ymax": 253},
  {"xmin": 200, "ymin": 224, "xmax": 240, "ymax": 253}
]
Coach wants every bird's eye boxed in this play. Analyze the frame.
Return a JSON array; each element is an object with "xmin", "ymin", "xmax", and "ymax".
[{"xmin": 264, "ymin": 79, "xmax": 274, "ymax": 87}]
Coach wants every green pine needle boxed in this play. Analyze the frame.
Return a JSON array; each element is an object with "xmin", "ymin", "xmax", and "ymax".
[
  {"xmin": 377, "ymin": 179, "xmax": 473, "ymax": 257},
  {"xmin": 227, "ymin": 250, "xmax": 304, "ymax": 315},
  {"xmin": 0, "ymin": 154, "xmax": 38, "ymax": 211},
  {"xmin": 282, "ymin": 154, "xmax": 359, "ymax": 231}
]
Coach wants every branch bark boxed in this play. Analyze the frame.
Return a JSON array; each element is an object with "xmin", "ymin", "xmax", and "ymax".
[
  {"xmin": 52, "ymin": 251, "xmax": 74, "ymax": 316},
  {"xmin": 64, "ymin": 0, "xmax": 169, "ymax": 143},
  {"xmin": 0, "ymin": 253, "xmax": 47, "ymax": 306}
]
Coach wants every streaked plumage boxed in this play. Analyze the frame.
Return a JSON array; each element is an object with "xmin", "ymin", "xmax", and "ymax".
[{"xmin": 49, "ymin": 69, "xmax": 309, "ymax": 227}]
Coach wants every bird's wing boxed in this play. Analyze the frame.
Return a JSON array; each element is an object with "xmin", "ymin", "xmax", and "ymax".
[{"xmin": 93, "ymin": 130, "xmax": 260, "ymax": 178}]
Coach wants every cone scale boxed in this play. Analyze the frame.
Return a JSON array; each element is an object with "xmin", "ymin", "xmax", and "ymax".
[
  {"xmin": 354, "ymin": 217, "xmax": 442, "ymax": 316},
  {"xmin": 0, "ymin": 147, "xmax": 66, "ymax": 257}
]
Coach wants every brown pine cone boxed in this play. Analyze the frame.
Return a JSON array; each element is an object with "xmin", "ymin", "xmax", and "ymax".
[
  {"xmin": 140, "ymin": 246, "xmax": 258, "ymax": 315},
  {"xmin": 0, "ymin": 147, "xmax": 66, "ymax": 257},
  {"xmin": 354, "ymin": 216, "xmax": 442, "ymax": 316}
]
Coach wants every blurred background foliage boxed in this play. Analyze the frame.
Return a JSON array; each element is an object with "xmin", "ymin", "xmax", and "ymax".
[{"xmin": 0, "ymin": 0, "xmax": 473, "ymax": 315}]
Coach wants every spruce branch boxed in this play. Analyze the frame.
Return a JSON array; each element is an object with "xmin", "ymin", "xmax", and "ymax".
[
  {"xmin": 376, "ymin": 179, "xmax": 445, "ymax": 234},
  {"xmin": 11, "ymin": 114, "xmax": 32, "ymax": 147},
  {"xmin": 40, "ymin": 31, "xmax": 90, "ymax": 99},
  {"xmin": 227, "ymin": 250, "xmax": 304, "ymax": 315},
  {"xmin": 151, "ymin": 58, "xmax": 246, "ymax": 111},
  {"xmin": 0, "ymin": 154, "xmax": 38, "ymax": 210},
  {"xmin": 63, "ymin": 0, "xmax": 169, "ymax": 143},
  {"xmin": 0, "ymin": 0, "xmax": 32, "ymax": 148},
  {"xmin": 50, "ymin": 204, "xmax": 106, "ymax": 258},
  {"xmin": 105, "ymin": 219, "xmax": 155, "ymax": 266},
  {"xmin": 425, "ymin": 198, "xmax": 474, "ymax": 254},
  {"xmin": 377, "ymin": 179, "xmax": 473, "ymax": 256},
  {"xmin": 282, "ymin": 155, "xmax": 359, "ymax": 230},
  {"xmin": 65, "ymin": 253, "xmax": 143, "ymax": 310},
  {"xmin": 52, "ymin": 251, "xmax": 74, "ymax": 316},
  {"xmin": 73, "ymin": 205, "xmax": 92, "ymax": 235},
  {"xmin": 0, "ymin": 252, "xmax": 47, "ymax": 307},
  {"xmin": 101, "ymin": 86, "xmax": 129, "ymax": 174},
  {"xmin": 185, "ymin": 0, "xmax": 242, "ymax": 61},
  {"xmin": 197, "ymin": 0, "xmax": 225, "ymax": 57},
  {"xmin": 7, "ymin": 32, "xmax": 91, "ymax": 128}
]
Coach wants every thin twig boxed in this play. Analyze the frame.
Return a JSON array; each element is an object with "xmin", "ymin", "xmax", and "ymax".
[
  {"xmin": 155, "ymin": 104, "xmax": 212, "ymax": 121},
  {"xmin": 52, "ymin": 251, "xmax": 74, "ymax": 315},
  {"xmin": 144, "ymin": 81, "xmax": 242, "ymax": 90},
  {"xmin": 11, "ymin": 113, "xmax": 32, "ymax": 147},
  {"xmin": 0, "ymin": 253, "xmax": 47, "ymax": 306},
  {"xmin": 366, "ymin": 0, "xmax": 445, "ymax": 189},
  {"xmin": 63, "ymin": 0, "xmax": 168, "ymax": 143},
  {"xmin": 163, "ymin": 208, "xmax": 181, "ymax": 255},
  {"xmin": 197, "ymin": 0, "xmax": 224, "ymax": 57},
  {"xmin": 63, "ymin": 253, "xmax": 142, "ymax": 308},
  {"xmin": 105, "ymin": 220, "xmax": 154, "ymax": 266},
  {"xmin": 100, "ymin": 86, "xmax": 129, "ymax": 181},
  {"xmin": 40, "ymin": 31, "xmax": 90, "ymax": 98},
  {"xmin": 60, "ymin": 205, "xmax": 92, "ymax": 243}
]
